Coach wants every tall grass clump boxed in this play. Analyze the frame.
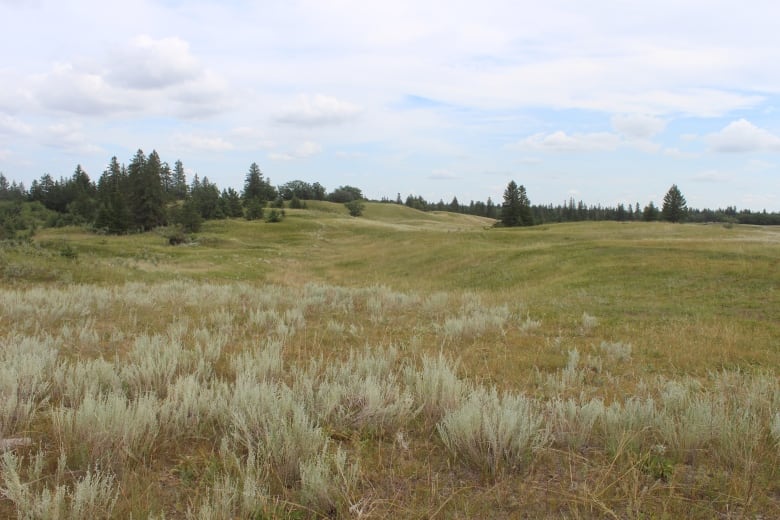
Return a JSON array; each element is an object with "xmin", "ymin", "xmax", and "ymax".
[
  {"xmin": 598, "ymin": 341, "xmax": 632, "ymax": 362},
  {"xmin": 771, "ymin": 412, "xmax": 780, "ymax": 452},
  {"xmin": 536, "ymin": 348, "xmax": 587, "ymax": 396},
  {"xmin": 293, "ymin": 347, "xmax": 417, "ymax": 438},
  {"xmin": 518, "ymin": 313, "xmax": 542, "ymax": 334},
  {"xmin": 228, "ymin": 379, "xmax": 327, "ymax": 486},
  {"xmin": 299, "ymin": 446, "xmax": 360, "ymax": 516},
  {"xmin": 189, "ymin": 445, "xmax": 271, "ymax": 520},
  {"xmin": 405, "ymin": 353, "xmax": 469, "ymax": 423},
  {"xmin": 599, "ymin": 397, "xmax": 658, "ymax": 454},
  {"xmin": 0, "ymin": 336, "xmax": 58, "ymax": 437},
  {"xmin": 159, "ymin": 374, "xmax": 230, "ymax": 440},
  {"xmin": 50, "ymin": 392, "xmax": 159, "ymax": 470},
  {"xmin": 1, "ymin": 449, "xmax": 118, "ymax": 519},
  {"xmin": 120, "ymin": 334, "xmax": 198, "ymax": 399},
  {"xmin": 655, "ymin": 378, "xmax": 721, "ymax": 460},
  {"xmin": 548, "ymin": 398, "xmax": 605, "ymax": 450},
  {"xmin": 702, "ymin": 370, "xmax": 778, "ymax": 468},
  {"xmin": 437, "ymin": 387, "xmax": 548, "ymax": 478},
  {"xmin": 440, "ymin": 300, "xmax": 511, "ymax": 340},
  {"xmin": 580, "ymin": 312, "xmax": 598, "ymax": 333},
  {"xmin": 51, "ymin": 358, "xmax": 121, "ymax": 407},
  {"xmin": 306, "ymin": 375, "xmax": 416, "ymax": 438},
  {"xmin": 190, "ymin": 326, "xmax": 229, "ymax": 379},
  {"xmin": 229, "ymin": 339, "xmax": 284, "ymax": 382}
]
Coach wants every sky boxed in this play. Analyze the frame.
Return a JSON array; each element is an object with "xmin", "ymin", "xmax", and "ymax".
[{"xmin": 1, "ymin": 0, "xmax": 780, "ymax": 211}]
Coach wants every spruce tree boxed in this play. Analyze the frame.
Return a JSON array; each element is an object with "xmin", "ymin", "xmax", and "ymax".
[
  {"xmin": 67, "ymin": 165, "xmax": 97, "ymax": 223},
  {"xmin": 243, "ymin": 163, "xmax": 275, "ymax": 206},
  {"xmin": 501, "ymin": 181, "xmax": 533, "ymax": 226},
  {"xmin": 518, "ymin": 184, "xmax": 533, "ymax": 226},
  {"xmin": 486, "ymin": 197, "xmax": 496, "ymax": 218},
  {"xmin": 128, "ymin": 149, "xmax": 166, "ymax": 231},
  {"xmin": 221, "ymin": 188, "xmax": 244, "ymax": 217},
  {"xmin": 172, "ymin": 160, "xmax": 188, "ymax": 200},
  {"xmin": 502, "ymin": 181, "xmax": 522, "ymax": 226},
  {"xmin": 95, "ymin": 156, "xmax": 131, "ymax": 233},
  {"xmin": 661, "ymin": 184, "xmax": 687, "ymax": 223},
  {"xmin": 160, "ymin": 161, "xmax": 173, "ymax": 200},
  {"xmin": 643, "ymin": 201, "xmax": 659, "ymax": 221}
]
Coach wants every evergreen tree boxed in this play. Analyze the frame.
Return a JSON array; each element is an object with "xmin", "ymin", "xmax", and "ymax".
[
  {"xmin": 486, "ymin": 197, "xmax": 496, "ymax": 219},
  {"xmin": 518, "ymin": 184, "xmax": 533, "ymax": 226},
  {"xmin": 661, "ymin": 184, "xmax": 687, "ymax": 223},
  {"xmin": 617, "ymin": 203, "xmax": 627, "ymax": 222},
  {"xmin": 171, "ymin": 160, "xmax": 188, "ymax": 200},
  {"xmin": 178, "ymin": 197, "xmax": 202, "ymax": 232},
  {"xmin": 0, "ymin": 173, "xmax": 8, "ymax": 199},
  {"xmin": 160, "ymin": 161, "xmax": 173, "ymax": 200},
  {"xmin": 95, "ymin": 157, "xmax": 131, "ymax": 233},
  {"xmin": 501, "ymin": 181, "xmax": 533, "ymax": 226},
  {"xmin": 127, "ymin": 149, "xmax": 166, "ymax": 231},
  {"xmin": 243, "ymin": 162, "xmax": 275, "ymax": 205},
  {"xmin": 190, "ymin": 176, "xmax": 223, "ymax": 219},
  {"xmin": 643, "ymin": 201, "xmax": 659, "ymax": 221},
  {"xmin": 245, "ymin": 199, "xmax": 264, "ymax": 221},
  {"xmin": 0, "ymin": 174, "xmax": 25, "ymax": 202},
  {"xmin": 66, "ymin": 164, "xmax": 97, "ymax": 223},
  {"xmin": 502, "ymin": 181, "xmax": 521, "ymax": 226},
  {"xmin": 221, "ymin": 188, "xmax": 244, "ymax": 217}
]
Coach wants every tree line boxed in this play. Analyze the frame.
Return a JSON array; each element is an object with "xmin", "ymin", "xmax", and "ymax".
[
  {"xmin": 0, "ymin": 150, "xmax": 368, "ymax": 240},
  {"xmin": 392, "ymin": 182, "xmax": 780, "ymax": 226},
  {"xmin": 2, "ymin": 153, "xmax": 780, "ymax": 240}
]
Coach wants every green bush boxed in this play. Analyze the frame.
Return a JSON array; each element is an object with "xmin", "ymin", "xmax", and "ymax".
[
  {"xmin": 345, "ymin": 199, "xmax": 364, "ymax": 217},
  {"xmin": 265, "ymin": 209, "xmax": 285, "ymax": 223}
]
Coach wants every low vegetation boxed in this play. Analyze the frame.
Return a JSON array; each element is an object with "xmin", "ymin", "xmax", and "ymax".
[{"xmin": 1, "ymin": 204, "xmax": 779, "ymax": 518}]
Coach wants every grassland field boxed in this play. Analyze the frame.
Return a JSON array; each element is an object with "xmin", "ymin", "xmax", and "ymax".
[{"xmin": 0, "ymin": 201, "xmax": 778, "ymax": 518}]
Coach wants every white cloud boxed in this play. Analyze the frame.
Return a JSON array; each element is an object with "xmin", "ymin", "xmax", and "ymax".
[
  {"xmin": 517, "ymin": 157, "xmax": 542, "ymax": 165},
  {"xmin": 172, "ymin": 133, "xmax": 234, "ymax": 152},
  {"xmin": 274, "ymin": 94, "xmax": 362, "ymax": 126},
  {"xmin": 27, "ymin": 35, "xmax": 228, "ymax": 118},
  {"xmin": 691, "ymin": 170, "xmax": 731, "ymax": 183},
  {"xmin": 747, "ymin": 159, "xmax": 774, "ymax": 171},
  {"xmin": 626, "ymin": 139, "xmax": 661, "ymax": 153},
  {"xmin": 269, "ymin": 141, "xmax": 323, "ymax": 161},
  {"xmin": 335, "ymin": 151, "xmax": 365, "ymax": 158},
  {"xmin": 295, "ymin": 141, "xmax": 322, "ymax": 157},
  {"xmin": 41, "ymin": 122, "xmax": 102, "ymax": 154},
  {"xmin": 611, "ymin": 114, "xmax": 666, "ymax": 139},
  {"xmin": 706, "ymin": 119, "xmax": 780, "ymax": 153},
  {"xmin": 429, "ymin": 169, "xmax": 460, "ymax": 180},
  {"xmin": 166, "ymin": 70, "xmax": 232, "ymax": 118},
  {"xmin": 35, "ymin": 63, "xmax": 127, "ymax": 115},
  {"xmin": 663, "ymin": 147, "xmax": 698, "ymax": 159},
  {"xmin": 515, "ymin": 131, "xmax": 621, "ymax": 153},
  {"xmin": 108, "ymin": 35, "xmax": 201, "ymax": 90},
  {"xmin": 0, "ymin": 114, "xmax": 32, "ymax": 136}
]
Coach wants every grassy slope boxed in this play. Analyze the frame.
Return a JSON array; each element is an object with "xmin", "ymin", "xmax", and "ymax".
[
  {"xmin": 2, "ymin": 202, "xmax": 779, "ymax": 518},
  {"xmin": 12, "ymin": 202, "xmax": 779, "ymax": 375}
]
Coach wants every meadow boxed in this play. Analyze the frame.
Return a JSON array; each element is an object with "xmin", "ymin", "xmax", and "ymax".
[{"xmin": 1, "ymin": 201, "xmax": 778, "ymax": 518}]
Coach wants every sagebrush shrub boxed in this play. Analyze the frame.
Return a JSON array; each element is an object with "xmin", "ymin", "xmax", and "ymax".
[{"xmin": 437, "ymin": 387, "xmax": 548, "ymax": 477}]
